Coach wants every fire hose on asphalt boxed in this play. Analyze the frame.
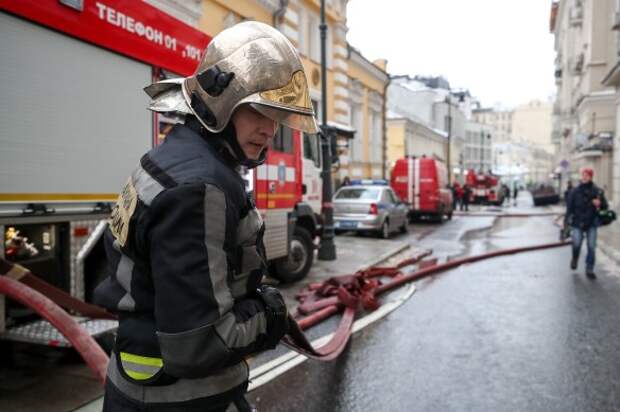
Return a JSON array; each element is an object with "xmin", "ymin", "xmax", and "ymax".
[
  {"xmin": 0, "ymin": 240, "xmax": 570, "ymax": 385},
  {"xmin": 282, "ymin": 240, "xmax": 571, "ymax": 361}
]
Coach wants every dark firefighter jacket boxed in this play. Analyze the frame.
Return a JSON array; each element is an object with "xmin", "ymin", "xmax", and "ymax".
[
  {"xmin": 94, "ymin": 122, "xmax": 271, "ymax": 405},
  {"xmin": 566, "ymin": 181, "xmax": 608, "ymax": 230}
]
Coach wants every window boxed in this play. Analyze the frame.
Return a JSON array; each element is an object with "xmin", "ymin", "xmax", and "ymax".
[
  {"xmin": 371, "ymin": 111, "xmax": 382, "ymax": 163},
  {"xmin": 386, "ymin": 189, "xmax": 400, "ymax": 204},
  {"xmin": 272, "ymin": 125, "xmax": 294, "ymax": 153},
  {"xmin": 301, "ymin": 11, "xmax": 320, "ymax": 62},
  {"xmin": 335, "ymin": 188, "xmax": 381, "ymax": 200},
  {"xmin": 350, "ymin": 104, "xmax": 363, "ymax": 161},
  {"xmin": 303, "ymin": 132, "xmax": 321, "ymax": 167}
]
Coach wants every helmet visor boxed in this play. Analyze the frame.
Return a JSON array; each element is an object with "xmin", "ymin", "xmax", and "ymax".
[{"xmin": 251, "ymin": 103, "xmax": 319, "ymax": 134}]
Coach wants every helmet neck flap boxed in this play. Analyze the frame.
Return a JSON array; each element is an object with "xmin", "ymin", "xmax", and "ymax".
[{"xmin": 184, "ymin": 115, "xmax": 267, "ymax": 169}]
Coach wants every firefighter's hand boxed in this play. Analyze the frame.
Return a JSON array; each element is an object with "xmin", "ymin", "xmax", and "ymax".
[
  {"xmin": 256, "ymin": 285, "xmax": 289, "ymax": 349},
  {"xmin": 593, "ymin": 198, "xmax": 601, "ymax": 208}
]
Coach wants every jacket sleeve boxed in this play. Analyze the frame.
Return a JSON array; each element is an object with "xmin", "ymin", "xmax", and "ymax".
[
  {"xmin": 148, "ymin": 183, "xmax": 271, "ymax": 379},
  {"xmin": 566, "ymin": 189, "xmax": 574, "ymax": 222}
]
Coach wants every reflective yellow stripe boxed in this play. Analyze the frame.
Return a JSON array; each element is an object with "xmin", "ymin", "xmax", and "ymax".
[
  {"xmin": 120, "ymin": 352, "xmax": 164, "ymax": 367},
  {"xmin": 125, "ymin": 370, "xmax": 155, "ymax": 381}
]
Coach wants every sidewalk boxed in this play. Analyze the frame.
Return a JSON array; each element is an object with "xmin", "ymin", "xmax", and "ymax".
[{"xmin": 598, "ymin": 220, "xmax": 620, "ymax": 265}]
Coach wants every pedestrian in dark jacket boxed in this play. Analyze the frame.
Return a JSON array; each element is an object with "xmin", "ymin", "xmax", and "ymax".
[
  {"xmin": 461, "ymin": 184, "xmax": 471, "ymax": 211},
  {"xmin": 512, "ymin": 185, "xmax": 519, "ymax": 206},
  {"xmin": 565, "ymin": 167, "xmax": 608, "ymax": 278},
  {"xmin": 94, "ymin": 22, "xmax": 317, "ymax": 411}
]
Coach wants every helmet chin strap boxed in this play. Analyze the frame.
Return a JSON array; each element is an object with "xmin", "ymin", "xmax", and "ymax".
[{"xmin": 184, "ymin": 115, "xmax": 267, "ymax": 169}]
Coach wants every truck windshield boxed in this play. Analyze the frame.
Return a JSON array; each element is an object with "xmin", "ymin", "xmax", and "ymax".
[{"xmin": 335, "ymin": 188, "xmax": 380, "ymax": 200}]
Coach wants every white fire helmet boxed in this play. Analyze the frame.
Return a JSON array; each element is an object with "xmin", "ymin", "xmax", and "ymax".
[{"xmin": 144, "ymin": 21, "xmax": 318, "ymax": 135}]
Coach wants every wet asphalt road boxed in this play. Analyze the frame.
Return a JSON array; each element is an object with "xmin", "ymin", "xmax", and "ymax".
[{"xmin": 248, "ymin": 214, "xmax": 620, "ymax": 412}]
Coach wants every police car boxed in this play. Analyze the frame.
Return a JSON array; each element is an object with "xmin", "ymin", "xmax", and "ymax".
[{"xmin": 333, "ymin": 180, "xmax": 408, "ymax": 238}]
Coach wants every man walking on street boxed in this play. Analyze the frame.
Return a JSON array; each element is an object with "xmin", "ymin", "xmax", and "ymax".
[
  {"xmin": 461, "ymin": 184, "xmax": 471, "ymax": 211},
  {"xmin": 94, "ymin": 22, "xmax": 317, "ymax": 411},
  {"xmin": 565, "ymin": 167, "xmax": 608, "ymax": 279}
]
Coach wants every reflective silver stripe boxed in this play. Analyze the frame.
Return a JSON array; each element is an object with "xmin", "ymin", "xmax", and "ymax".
[
  {"xmin": 203, "ymin": 184, "xmax": 233, "ymax": 316},
  {"xmin": 240, "ymin": 246, "xmax": 263, "ymax": 274},
  {"xmin": 132, "ymin": 164, "xmax": 165, "ymax": 206},
  {"xmin": 107, "ymin": 354, "xmax": 248, "ymax": 403},
  {"xmin": 214, "ymin": 311, "xmax": 267, "ymax": 349},
  {"xmin": 116, "ymin": 253, "xmax": 136, "ymax": 311},
  {"xmin": 237, "ymin": 209, "xmax": 263, "ymax": 244}
]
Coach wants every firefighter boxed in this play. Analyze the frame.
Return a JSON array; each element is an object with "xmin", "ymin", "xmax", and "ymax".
[{"xmin": 94, "ymin": 21, "xmax": 318, "ymax": 411}]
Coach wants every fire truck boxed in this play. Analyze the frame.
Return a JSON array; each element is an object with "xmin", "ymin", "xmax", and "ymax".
[
  {"xmin": 464, "ymin": 169, "xmax": 505, "ymax": 205},
  {"xmin": 390, "ymin": 157, "xmax": 453, "ymax": 222},
  {"xmin": 0, "ymin": 1, "xmax": 323, "ymax": 343}
]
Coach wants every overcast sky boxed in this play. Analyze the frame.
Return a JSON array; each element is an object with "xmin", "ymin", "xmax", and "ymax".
[{"xmin": 346, "ymin": 0, "xmax": 556, "ymax": 109}]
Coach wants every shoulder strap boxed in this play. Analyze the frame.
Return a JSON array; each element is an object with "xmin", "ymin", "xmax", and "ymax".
[{"xmin": 140, "ymin": 154, "xmax": 177, "ymax": 189}]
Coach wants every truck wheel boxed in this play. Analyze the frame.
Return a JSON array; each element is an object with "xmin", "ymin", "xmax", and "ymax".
[
  {"xmin": 273, "ymin": 226, "xmax": 314, "ymax": 283},
  {"xmin": 378, "ymin": 220, "xmax": 390, "ymax": 239}
]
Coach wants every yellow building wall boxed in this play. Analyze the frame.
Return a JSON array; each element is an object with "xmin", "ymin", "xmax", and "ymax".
[
  {"xmin": 387, "ymin": 121, "xmax": 406, "ymax": 164},
  {"xmin": 348, "ymin": 63, "xmax": 386, "ymax": 95},
  {"xmin": 199, "ymin": 1, "xmax": 340, "ymax": 123},
  {"xmin": 200, "ymin": 1, "xmax": 271, "ymax": 36}
]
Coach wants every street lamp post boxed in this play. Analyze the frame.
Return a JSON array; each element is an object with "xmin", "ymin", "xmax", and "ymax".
[
  {"xmin": 446, "ymin": 92, "xmax": 452, "ymax": 185},
  {"xmin": 317, "ymin": 0, "xmax": 336, "ymax": 261}
]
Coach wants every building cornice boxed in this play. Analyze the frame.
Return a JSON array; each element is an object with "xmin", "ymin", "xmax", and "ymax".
[{"xmin": 348, "ymin": 44, "xmax": 389, "ymax": 84}]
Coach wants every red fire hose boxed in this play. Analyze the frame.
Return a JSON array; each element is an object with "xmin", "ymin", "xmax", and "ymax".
[
  {"xmin": 0, "ymin": 276, "xmax": 109, "ymax": 383},
  {"xmin": 284, "ymin": 240, "xmax": 570, "ymax": 361}
]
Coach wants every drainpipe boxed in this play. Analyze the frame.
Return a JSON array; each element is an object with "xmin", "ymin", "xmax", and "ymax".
[
  {"xmin": 382, "ymin": 74, "xmax": 391, "ymax": 179},
  {"xmin": 273, "ymin": 0, "xmax": 289, "ymax": 27}
]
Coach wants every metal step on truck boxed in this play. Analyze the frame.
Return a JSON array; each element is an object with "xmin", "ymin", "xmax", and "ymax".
[{"xmin": 0, "ymin": 1, "xmax": 325, "ymax": 349}]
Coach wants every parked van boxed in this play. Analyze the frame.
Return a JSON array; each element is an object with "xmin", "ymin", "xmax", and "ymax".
[{"xmin": 390, "ymin": 157, "xmax": 453, "ymax": 222}]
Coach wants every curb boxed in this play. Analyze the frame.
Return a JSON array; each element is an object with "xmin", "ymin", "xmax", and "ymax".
[{"xmin": 355, "ymin": 242, "xmax": 411, "ymax": 272}]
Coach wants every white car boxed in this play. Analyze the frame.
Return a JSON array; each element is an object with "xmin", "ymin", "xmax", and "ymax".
[{"xmin": 333, "ymin": 184, "xmax": 408, "ymax": 238}]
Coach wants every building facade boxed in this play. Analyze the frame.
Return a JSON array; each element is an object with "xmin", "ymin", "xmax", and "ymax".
[
  {"xmin": 550, "ymin": 0, "xmax": 617, "ymax": 201},
  {"xmin": 464, "ymin": 122, "xmax": 493, "ymax": 173},
  {"xmin": 386, "ymin": 115, "xmax": 448, "ymax": 165},
  {"xmin": 386, "ymin": 75, "xmax": 469, "ymax": 182},
  {"xmin": 343, "ymin": 47, "xmax": 389, "ymax": 182}
]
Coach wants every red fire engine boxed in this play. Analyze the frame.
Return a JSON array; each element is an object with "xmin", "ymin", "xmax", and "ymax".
[
  {"xmin": 0, "ymin": 1, "xmax": 323, "ymax": 346},
  {"xmin": 390, "ymin": 157, "xmax": 453, "ymax": 222},
  {"xmin": 464, "ymin": 169, "xmax": 505, "ymax": 205}
]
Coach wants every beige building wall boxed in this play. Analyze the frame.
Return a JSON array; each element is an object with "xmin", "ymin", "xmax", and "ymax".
[
  {"xmin": 551, "ymin": 0, "xmax": 617, "ymax": 201},
  {"xmin": 511, "ymin": 100, "xmax": 554, "ymax": 153}
]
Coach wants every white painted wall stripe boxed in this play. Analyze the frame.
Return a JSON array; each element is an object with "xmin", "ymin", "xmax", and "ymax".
[
  {"xmin": 281, "ymin": 24, "xmax": 298, "ymax": 44},
  {"xmin": 284, "ymin": 8, "xmax": 299, "ymax": 24},
  {"xmin": 334, "ymin": 72, "xmax": 348, "ymax": 84}
]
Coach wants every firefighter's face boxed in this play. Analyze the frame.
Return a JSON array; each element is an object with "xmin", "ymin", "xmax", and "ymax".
[{"xmin": 231, "ymin": 105, "xmax": 277, "ymax": 160}]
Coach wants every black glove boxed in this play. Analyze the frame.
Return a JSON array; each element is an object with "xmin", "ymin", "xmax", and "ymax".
[{"xmin": 255, "ymin": 285, "xmax": 288, "ymax": 349}]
